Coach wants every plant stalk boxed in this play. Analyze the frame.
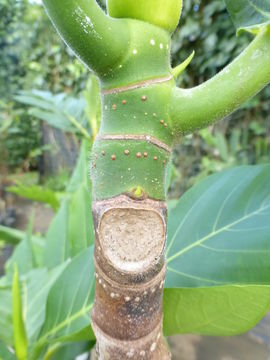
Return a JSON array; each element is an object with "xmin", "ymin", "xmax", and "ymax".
[{"xmin": 91, "ymin": 196, "xmax": 171, "ymax": 359}]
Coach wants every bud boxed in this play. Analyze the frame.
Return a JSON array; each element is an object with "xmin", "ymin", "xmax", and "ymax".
[{"xmin": 107, "ymin": 0, "xmax": 182, "ymax": 33}]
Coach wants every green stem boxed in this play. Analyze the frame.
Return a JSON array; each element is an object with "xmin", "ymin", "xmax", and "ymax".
[
  {"xmin": 42, "ymin": 0, "xmax": 129, "ymax": 74},
  {"xmin": 170, "ymin": 26, "xmax": 270, "ymax": 136}
]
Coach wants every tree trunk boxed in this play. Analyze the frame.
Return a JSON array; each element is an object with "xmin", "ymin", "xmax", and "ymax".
[
  {"xmin": 91, "ymin": 196, "xmax": 170, "ymax": 359},
  {"xmin": 40, "ymin": 123, "xmax": 79, "ymax": 178},
  {"xmin": 90, "ymin": 78, "xmax": 174, "ymax": 359}
]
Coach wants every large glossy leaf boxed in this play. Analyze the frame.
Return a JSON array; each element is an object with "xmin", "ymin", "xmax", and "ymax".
[
  {"xmin": 164, "ymin": 286, "xmax": 270, "ymax": 336},
  {"xmin": 164, "ymin": 165, "xmax": 270, "ymax": 335},
  {"xmin": 50, "ymin": 341, "xmax": 92, "ymax": 360},
  {"xmin": 225, "ymin": 0, "xmax": 270, "ymax": 34},
  {"xmin": 22, "ymin": 265, "xmax": 67, "ymax": 345},
  {"xmin": 33, "ymin": 246, "xmax": 95, "ymax": 356},
  {"xmin": 43, "ymin": 140, "xmax": 94, "ymax": 268}
]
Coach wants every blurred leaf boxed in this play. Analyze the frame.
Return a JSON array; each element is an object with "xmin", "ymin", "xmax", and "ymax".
[
  {"xmin": 50, "ymin": 341, "xmax": 93, "ymax": 360},
  {"xmin": 68, "ymin": 184, "xmax": 94, "ymax": 257},
  {"xmin": 199, "ymin": 129, "xmax": 216, "ymax": 147},
  {"xmin": 0, "ymin": 341, "xmax": 16, "ymax": 360},
  {"xmin": 43, "ymin": 201, "xmax": 69, "ymax": 269},
  {"xmin": 15, "ymin": 90, "xmax": 90, "ymax": 136},
  {"xmin": 84, "ymin": 74, "xmax": 101, "ymax": 139},
  {"xmin": 23, "ymin": 265, "xmax": 67, "ymax": 345},
  {"xmin": 43, "ymin": 140, "xmax": 93, "ymax": 268},
  {"xmin": 29, "ymin": 108, "xmax": 74, "ymax": 133},
  {"xmin": 12, "ymin": 266, "xmax": 28, "ymax": 360},
  {"xmin": 28, "ymin": 144, "xmax": 52, "ymax": 159},
  {"xmin": 0, "ymin": 287, "xmax": 13, "ymax": 346},
  {"xmin": 229, "ymin": 129, "xmax": 241, "ymax": 155},
  {"xmin": 0, "ymin": 226, "xmax": 24, "ymax": 245},
  {"xmin": 7, "ymin": 184, "xmax": 61, "ymax": 212},
  {"xmin": 225, "ymin": 0, "xmax": 270, "ymax": 34},
  {"xmin": 165, "ymin": 165, "xmax": 270, "ymax": 335},
  {"xmin": 0, "ymin": 118, "xmax": 12, "ymax": 134},
  {"xmin": 33, "ymin": 247, "xmax": 95, "ymax": 356},
  {"xmin": 67, "ymin": 139, "xmax": 91, "ymax": 193},
  {"xmin": 214, "ymin": 133, "xmax": 228, "ymax": 161},
  {"xmin": 6, "ymin": 220, "xmax": 35, "ymax": 276}
]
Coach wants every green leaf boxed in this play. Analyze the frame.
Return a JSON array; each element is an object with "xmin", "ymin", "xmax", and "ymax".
[
  {"xmin": 165, "ymin": 165, "xmax": 270, "ymax": 335},
  {"xmin": 0, "ymin": 341, "xmax": 16, "ymax": 360},
  {"xmin": 0, "ymin": 287, "xmax": 13, "ymax": 346},
  {"xmin": 214, "ymin": 133, "xmax": 228, "ymax": 162},
  {"xmin": 12, "ymin": 266, "xmax": 28, "ymax": 360},
  {"xmin": 68, "ymin": 184, "xmax": 94, "ymax": 257},
  {"xmin": 164, "ymin": 285, "xmax": 270, "ymax": 336},
  {"xmin": 7, "ymin": 184, "xmax": 60, "ymax": 212},
  {"xmin": 43, "ymin": 140, "xmax": 93, "ymax": 268},
  {"xmin": 67, "ymin": 139, "xmax": 92, "ymax": 193},
  {"xmin": 67, "ymin": 139, "xmax": 94, "ymax": 255},
  {"xmin": 50, "ymin": 341, "xmax": 93, "ymax": 360},
  {"xmin": 84, "ymin": 75, "xmax": 101, "ymax": 139},
  {"xmin": 29, "ymin": 108, "xmax": 75, "ymax": 133},
  {"xmin": 225, "ymin": 0, "xmax": 270, "ymax": 34},
  {"xmin": 6, "ymin": 220, "xmax": 35, "ymax": 276},
  {"xmin": 15, "ymin": 90, "xmax": 88, "ymax": 135},
  {"xmin": 22, "ymin": 265, "xmax": 67, "ymax": 345},
  {"xmin": 0, "ymin": 226, "xmax": 24, "ymax": 245},
  {"xmin": 35, "ymin": 247, "xmax": 95, "ymax": 354},
  {"xmin": 43, "ymin": 200, "xmax": 70, "ymax": 269}
]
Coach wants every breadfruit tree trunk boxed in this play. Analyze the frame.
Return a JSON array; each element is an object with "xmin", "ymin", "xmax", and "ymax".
[
  {"xmin": 90, "ymin": 75, "xmax": 174, "ymax": 359},
  {"xmin": 42, "ymin": 0, "xmax": 270, "ymax": 358}
]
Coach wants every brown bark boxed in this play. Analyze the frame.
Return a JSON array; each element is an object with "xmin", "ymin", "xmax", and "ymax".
[{"xmin": 91, "ymin": 195, "xmax": 171, "ymax": 359}]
